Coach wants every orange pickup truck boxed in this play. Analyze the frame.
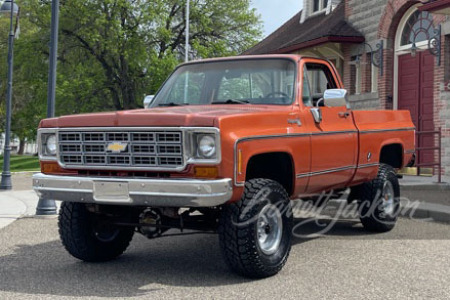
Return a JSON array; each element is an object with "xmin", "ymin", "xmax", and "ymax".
[{"xmin": 33, "ymin": 55, "xmax": 415, "ymax": 278}]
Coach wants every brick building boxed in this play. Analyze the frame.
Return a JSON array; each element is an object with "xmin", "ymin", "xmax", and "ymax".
[{"xmin": 245, "ymin": 0, "xmax": 450, "ymax": 176}]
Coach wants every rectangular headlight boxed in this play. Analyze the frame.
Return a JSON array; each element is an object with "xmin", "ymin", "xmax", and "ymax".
[
  {"xmin": 38, "ymin": 129, "xmax": 57, "ymax": 161},
  {"xmin": 186, "ymin": 128, "xmax": 221, "ymax": 164}
]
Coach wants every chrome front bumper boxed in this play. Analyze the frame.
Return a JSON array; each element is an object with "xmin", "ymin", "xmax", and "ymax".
[{"xmin": 32, "ymin": 173, "xmax": 233, "ymax": 207}]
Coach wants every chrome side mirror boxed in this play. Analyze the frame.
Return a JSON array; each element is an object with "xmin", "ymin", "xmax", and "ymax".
[
  {"xmin": 311, "ymin": 107, "xmax": 322, "ymax": 124},
  {"xmin": 323, "ymin": 89, "xmax": 349, "ymax": 108},
  {"xmin": 143, "ymin": 95, "xmax": 155, "ymax": 108}
]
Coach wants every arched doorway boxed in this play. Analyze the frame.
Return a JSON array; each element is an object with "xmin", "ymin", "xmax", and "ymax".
[{"xmin": 394, "ymin": 6, "xmax": 436, "ymax": 171}]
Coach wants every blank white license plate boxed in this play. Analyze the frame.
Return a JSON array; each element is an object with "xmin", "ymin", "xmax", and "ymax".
[{"xmin": 93, "ymin": 181, "xmax": 130, "ymax": 202}]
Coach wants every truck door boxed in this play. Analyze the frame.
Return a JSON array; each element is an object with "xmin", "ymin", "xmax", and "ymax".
[{"xmin": 301, "ymin": 61, "xmax": 358, "ymax": 193}]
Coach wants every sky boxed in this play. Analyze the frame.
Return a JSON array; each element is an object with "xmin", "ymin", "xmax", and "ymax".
[{"xmin": 251, "ymin": 0, "xmax": 303, "ymax": 37}]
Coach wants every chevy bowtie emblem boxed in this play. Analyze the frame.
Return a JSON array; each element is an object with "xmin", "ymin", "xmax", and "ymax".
[{"xmin": 106, "ymin": 142, "xmax": 127, "ymax": 153}]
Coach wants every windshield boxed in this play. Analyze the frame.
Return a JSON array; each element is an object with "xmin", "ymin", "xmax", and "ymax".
[{"xmin": 151, "ymin": 59, "xmax": 296, "ymax": 107}]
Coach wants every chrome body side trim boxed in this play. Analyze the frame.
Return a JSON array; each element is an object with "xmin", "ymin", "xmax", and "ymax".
[
  {"xmin": 296, "ymin": 165, "xmax": 356, "ymax": 179},
  {"xmin": 310, "ymin": 130, "xmax": 358, "ymax": 136},
  {"xmin": 32, "ymin": 173, "xmax": 233, "ymax": 208},
  {"xmin": 233, "ymin": 127, "xmax": 411, "ymax": 186},
  {"xmin": 359, "ymin": 127, "xmax": 415, "ymax": 134},
  {"xmin": 233, "ymin": 130, "xmax": 358, "ymax": 186},
  {"xmin": 295, "ymin": 163, "xmax": 379, "ymax": 179},
  {"xmin": 357, "ymin": 163, "xmax": 380, "ymax": 169}
]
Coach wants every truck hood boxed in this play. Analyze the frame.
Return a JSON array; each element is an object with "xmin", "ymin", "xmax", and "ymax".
[{"xmin": 40, "ymin": 105, "xmax": 278, "ymax": 128}]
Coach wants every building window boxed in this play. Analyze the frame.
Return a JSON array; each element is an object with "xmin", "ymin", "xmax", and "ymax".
[
  {"xmin": 350, "ymin": 56, "xmax": 361, "ymax": 95},
  {"xmin": 364, "ymin": 53, "xmax": 378, "ymax": 93},
  {"xmin": 371, "ymin": 64, "xmax": 378, "ymax": 93},
  {"xmin": 400, "ymin": 11, "xmax": 434, "ymax": 47},
  {"xmin": 313, "ymin": 0, "xmax": 320, "ymax": 12},
  {"xmin": 445, "ymin": 35, "xmax": 450, "ymax": 81},
  {"xmin": 312, "ymin": 0, "xmax": 328, "ymax": 13},
  {"xmin": 355, "ymin": 64, "xmax": 361, "ymax": 95}
]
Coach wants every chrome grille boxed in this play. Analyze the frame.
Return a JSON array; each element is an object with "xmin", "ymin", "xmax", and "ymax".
[
  {"xmin": 131, "ymin": 145, "xmax": 155, "ymax": 154},
  {"xmin": 84, "ymin": 144, "xmax": 104, "ymax": 153},
  {"xmin": 58, "ymin": 129, "xmax": 184, "ymax": 170},
  {"xmin": 132, "ymin": 133, "xmax": 155, "ymax": 142},
  {"xmin": 60, "ymin": 144, "xmax": 81, "ymax": 152}
]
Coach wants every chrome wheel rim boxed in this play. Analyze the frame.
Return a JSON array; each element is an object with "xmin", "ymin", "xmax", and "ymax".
[
  {"xmin": 257, "ymin": 204, "xmax": 283, "ymax": 255},
  {"xmin": 382, "ymin": 181, "xmax": 395, "ymax": 216}
]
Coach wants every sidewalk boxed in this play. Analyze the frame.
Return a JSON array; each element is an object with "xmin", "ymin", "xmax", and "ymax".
[
  {"xmin": 400, "ymin": 174, "xmax": 450, "ymax": 190},
  {"xmin": 0, "ymin": 190, "xmax": 40, "ymax": 229},
  {"xmin": 0, "ymin": 172, "xmax": 448, "ymax": 231},
  {"xmin": 0, "ymin": 172, "xmax": 47, "ymax": 230},
  {"xmin": 399, "ymin": 175, "xmax": 450, "ymax": 223}
]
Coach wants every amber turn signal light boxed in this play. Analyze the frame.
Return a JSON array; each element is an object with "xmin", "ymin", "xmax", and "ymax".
[
  {"xmin": 41, "ymin": 161, "xmax": 63, "ymax": 174},
  {"xmin": 194, "ymin": 167, "xmax": 219, "ymax": 178}
]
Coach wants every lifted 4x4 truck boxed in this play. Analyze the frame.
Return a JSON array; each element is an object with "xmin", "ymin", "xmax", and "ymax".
[{"xmin": 33, "ymin": 55, "xmax": 415, "ymax": 278}]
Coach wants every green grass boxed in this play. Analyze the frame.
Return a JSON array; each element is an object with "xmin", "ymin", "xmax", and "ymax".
[{"xmin": 0, "ymin": 155, "xmax": 40, "ymax": 172}]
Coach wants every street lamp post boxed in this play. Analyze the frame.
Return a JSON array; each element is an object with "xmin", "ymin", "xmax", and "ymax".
[
  {"xmin": 0, "ymin": 0, "xmax": 19, "ymax": 190},
  {"xmin": 183, "ymin": 0, "xmax": 190, "ymax": 103},
  {"xmin": 47, "ymin": 0, "xmax": 58, "ymax": 118},
  {"xmin": 185, "ymin": 0, "xmax": 189, "ymax": 63},
  {"xmin": 35, "ymin": 0, "xmax": 59, "ymax": 215}
]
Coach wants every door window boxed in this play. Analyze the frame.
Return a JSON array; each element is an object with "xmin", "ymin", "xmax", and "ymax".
[
  {"xmin": 302, "ymin": 68, "xmax": 313, "ymax": 107},
  {"xmin": 304, "ymin": 63, "xmax": 337, "ymax": 106}
]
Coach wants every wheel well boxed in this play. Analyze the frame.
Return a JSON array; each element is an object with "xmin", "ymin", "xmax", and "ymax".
[
  {"xmin": 380, "ymin": 144, "xmax": 403, "ymax": 169},
  {"xmin": 245, "ymin": 152, "xmax": 294, "ymax": 196}
]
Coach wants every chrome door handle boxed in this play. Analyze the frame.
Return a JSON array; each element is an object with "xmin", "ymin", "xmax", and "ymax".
[
  {"xmin": 338, "ymin": 111, "xmax": 350, "ymax": 118},
  {"xmin": 288, "ymin": 119, "xmax": 302, "ymax": 126}
]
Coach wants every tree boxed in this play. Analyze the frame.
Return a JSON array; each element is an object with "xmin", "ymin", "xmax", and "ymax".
[
  {"xmin": 0, "ymin": 7, "xmax": 48, "ymax": 153},
  {"xmin": 55, "ymin": 0, "xmax": 262, "ymax": 110},
  {"xmin": 0, "ymin": 0, "xmax": 261, "ymax": 147}
]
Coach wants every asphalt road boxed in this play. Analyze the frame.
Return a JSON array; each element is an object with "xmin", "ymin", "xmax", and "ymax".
[{"xmin": 0, "ymin": 217, "xmax": 449, "ymax": 299}]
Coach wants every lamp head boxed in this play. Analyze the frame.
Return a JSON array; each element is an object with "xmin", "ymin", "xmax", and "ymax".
[
  {"xmin": 410, "ymin": 42, "xmax": 417, "ymax": 58},
  {"xmin": 355, "ymin": 54, "xmax": 361, "ymax": 66},
  {"xmin": 0, "ymin": 0, "xmax": 19, "ymax": 16}
]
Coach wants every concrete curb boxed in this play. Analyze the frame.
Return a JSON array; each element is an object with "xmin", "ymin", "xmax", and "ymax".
[
  {"xmin": 400, "ymin": 200, "xmax": 450, "ymax": 224},
  {"xmin": 319, "ymin": 198, "xmax": 450, "ymax": 225},
  {"xmin": 399, "ymin": 175, "xmax": 450, "ymax": 191},
  {"xmin": 400, "ymin": 183, "xmax": 450, "ymax": 191},
  {"xmin": 10, "ymin": 171, "xmax": 39, "ymax": 175}
]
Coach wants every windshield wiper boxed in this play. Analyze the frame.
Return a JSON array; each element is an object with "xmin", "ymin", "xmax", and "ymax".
[
  {"xmin": 158, "ymin": 102, "xmax": 189, "ymax": 107},
  {"xmin": 212, "ymin": 99, "xmax": 250, "ymax": 105}
]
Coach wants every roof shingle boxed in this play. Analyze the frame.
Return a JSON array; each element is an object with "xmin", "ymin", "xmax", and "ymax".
[{"xmin": 245, "ymin": 3, "xmax": 364, "ymax": 55}]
